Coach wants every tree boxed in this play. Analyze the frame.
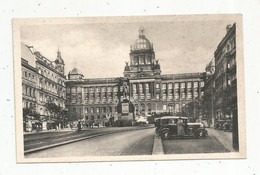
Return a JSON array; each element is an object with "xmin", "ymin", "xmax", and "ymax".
[{"xmin": 45, "ymin": 102, "xmax": 63, "ymax": 127}]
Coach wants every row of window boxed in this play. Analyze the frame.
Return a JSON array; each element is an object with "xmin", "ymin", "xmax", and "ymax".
[
  {"xmin": 22, "ymin": 85, "xmax": 36, "ymax": 98},
  {"xmin": 23, "ymin": 70, "xmax": 36, "ymax": 82},
  {"xmin": 72, "ymin": 106, "xmax": 116, "ymax": 114},
  {"xmin": 37, "ymin": 65, "xmax": 64, "ymax": 85},
  {"xmin": 132, "ymin": 55, "xmax": 152, "ymax": 65},
  {"xmin": 67, "ymin": 86, "xmax": 118, "ymax": 94}
]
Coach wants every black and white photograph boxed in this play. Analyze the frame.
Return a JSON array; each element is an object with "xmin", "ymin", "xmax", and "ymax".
[{"xmin": 13, "ymin": 15, "xmax": 246, "ymax": 162}]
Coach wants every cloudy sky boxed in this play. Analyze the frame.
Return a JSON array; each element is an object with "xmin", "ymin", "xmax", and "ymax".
[{"xmin": 21, "ymin": 18, "xmax": 235, "ymax": 78}]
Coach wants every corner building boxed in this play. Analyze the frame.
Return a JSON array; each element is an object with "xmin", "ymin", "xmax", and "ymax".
[
  {"xmin": 65, "ymin": 28, "xmax": 205, "ymax": 125},
  {"xmin": 21, "ymin": 42, "xmax": 66, "ymax": 131}
]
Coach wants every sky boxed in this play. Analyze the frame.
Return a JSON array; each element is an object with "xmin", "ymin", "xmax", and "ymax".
[{"xmin": 20, "ymin": 19, "xmax": 235, "ymax": 78}]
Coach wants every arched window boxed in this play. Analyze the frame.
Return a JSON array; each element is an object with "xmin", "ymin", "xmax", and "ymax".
[{"xmin": 163, "ymin": 104, "xmax": 167, "ymax": 112}]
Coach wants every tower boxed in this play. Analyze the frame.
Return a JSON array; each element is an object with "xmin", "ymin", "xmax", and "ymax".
[
  {"xmin": 124, "ymin": 27, "xmax": 161, "ymax": 78},
  {"xmin": 55, "ymin": 49, "xmax": 65, "ymax": 74}
]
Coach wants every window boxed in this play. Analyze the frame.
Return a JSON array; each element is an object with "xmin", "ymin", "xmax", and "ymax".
[
  {"xmin": 194, "ymin": 82, "xmax": 198, "ymax": 88},
  {"xmin": 162, "ymin": 84, "xmax": 166, "ymax": 89},
  {"xmin": 174, "ymin": 83, "xmax": 179, "ymax": 89},
  {"xmin": 85, "ymin": 108, "xmax": 88, "ymax": 114},
  {"xmin": 77, "ymin": 87, "xmax": 81, "ymax": 93},
  {"xmin": 175, "ymin": 104, "xmax": 180, "ymax": 113},
  {"xmin": 156, "ymin": 83, "xmax": 160, "ymax": 89},
  {"xmin": 139, "ymin": 56, "xmax": 145, "ymax": 64},
  {"xmin": 96, "ymin": 107, "xmax": 100, "ymax": 113},
  {"xmin": 156, "ymin": 94, "xmax": 160, "ymax": 100},
  {"xmin": 71, "ymin": 87, "xmax": 76, "ymax": 93},
  {"xmin": 181, "ymin": 83, "xmax": 185, "ymax": 89},
  {"xmin": 187, "ymin": 82, "xmax": 192, "ymax": 88},
  {"xmin": 168, "ymin": 83, "xmax": 173, "ymax": 89},
  {"xmin": 91, "ymin": 107, "xmax": 94, "ymax": 113},
  {"xmin": 25, "ymin": 72, "xmax": 27, "ymax": 78},
  {"xmin": 187, "ymin": 92, "xmax": 192, "ymax": 99},
  {"xmin": 133, "ymin": 57, "xmax": 138, "ymax": 65},
  {"xmin": 200, "ymin": 81, "xmax": 204, "ymax": 87},
  {"xmin": 147, "ymin": 56, "xmax": 151, "ymax": 64},
  {"xmin": 163, "ymin": 105, "xmax": 167, "ymax": 112}
]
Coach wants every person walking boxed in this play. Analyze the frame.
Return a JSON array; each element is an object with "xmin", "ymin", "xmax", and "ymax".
[
  {"xmin": 177, "ymin": 117, "xmax": 185, "ymax": 136},
  {"xmin": 77, "ymin": 121, "xmax": 81, "ymax": 132}
]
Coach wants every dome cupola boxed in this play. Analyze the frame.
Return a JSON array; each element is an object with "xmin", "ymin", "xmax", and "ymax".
[
  {"xmin": 68, "ymin": 67, "xmax": 84, "ymax": 80},
  {"xmin": 131, "ymin": 27, "xmax": 153, "ymax": 51}
]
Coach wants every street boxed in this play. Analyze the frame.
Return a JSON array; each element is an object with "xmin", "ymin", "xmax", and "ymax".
[
  {"xmin": 25, "ymin": 128, "xmax": 155, "ymax": 158},
  {"xmin": 24, "ymin": 126, "xmax": 232, "ymax": 158}
]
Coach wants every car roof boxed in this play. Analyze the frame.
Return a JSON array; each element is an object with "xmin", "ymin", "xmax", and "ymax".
[{"xmin": 161, "ymin": 116, "xmax": 188, "ymax": 120}]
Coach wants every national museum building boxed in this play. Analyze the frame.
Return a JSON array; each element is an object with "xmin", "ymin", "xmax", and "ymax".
[{"xmin": 65, "ymin": 28, "xmax": 205, "ymax": 125}]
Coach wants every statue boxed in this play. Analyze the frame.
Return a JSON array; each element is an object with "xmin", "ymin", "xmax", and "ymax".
[
  {"xmin": 123, "ymin": 82, "xmax": 129, "ymax": 99},
  {"xmin": 124, "ymin": 61, "xmax": 130, "ymax": 71}
]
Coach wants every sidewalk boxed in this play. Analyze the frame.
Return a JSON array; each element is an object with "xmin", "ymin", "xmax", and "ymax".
[{"xmin": 206, "ymin": 127, "xmax": 235, "ymax": 152}]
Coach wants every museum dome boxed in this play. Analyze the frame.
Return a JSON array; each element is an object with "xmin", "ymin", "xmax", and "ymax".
[
  {"xmin": 131, "ymin": 28, "xmax": 153, "ymax": 51},
  {"xmin": 69, "ymin": 67, "xmax": 80, "ymax": 75}
]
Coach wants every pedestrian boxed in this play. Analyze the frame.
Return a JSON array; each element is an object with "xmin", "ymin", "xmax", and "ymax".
[
  {"xmin": 77, "ymin": 121, "xmax": 81, "ymax": 132},
  {"xmin": 177, "ymin": 117, "xmax": 185, "ymax": 136}
]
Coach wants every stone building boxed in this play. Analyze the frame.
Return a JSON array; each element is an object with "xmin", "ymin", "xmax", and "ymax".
[
  {"xmin": 65, "ymin": 28, "xmax": 205, "ymax": 126},
  {"xmin": 202, "ymin": 58, "xmax": 215, "ymax": 124},
  {"xmin": 21, "ymin": 42, "xmax": 66, "ymax": 131},
  {"xmin": 214, "ymin": 23, "xmax": 236, "ymax": 120}
]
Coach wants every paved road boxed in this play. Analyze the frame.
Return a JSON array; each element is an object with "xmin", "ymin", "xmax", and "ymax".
[
  {"xmin": 162, "ymin": 134, "xmax": 230, "ymax": 154},
  {"xmin": 25, "ymin": 128, "xmax": 155, "ymax": 158}
]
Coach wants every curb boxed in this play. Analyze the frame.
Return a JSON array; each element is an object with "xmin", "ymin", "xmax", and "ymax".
[
  {"xmin": 152, "ymin": 134, "xmax": 164, "ymax": 155},
  {"xmin": 24, "ymin": 127, "xmax": 154, "ymax": 155}
]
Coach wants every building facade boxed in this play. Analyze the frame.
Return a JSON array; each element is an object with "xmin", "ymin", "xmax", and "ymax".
[
  {"xmin": 21, "ymin": 42, "xmax": 66, "ymax": 131},
  {"xmin": 202, "ymin": 58, "xmax": 215, "ymax": 124},
  {"xmin": 214, "ymin": 23, "xmax": 236, "ymax": 120},
  {"xmin": 65, "ymin": 28, "xmax": 205, "ymax": 126}
]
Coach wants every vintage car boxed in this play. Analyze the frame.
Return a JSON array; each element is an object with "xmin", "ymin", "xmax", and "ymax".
[
  {"xmin": 223, "ymin": 119, "xmax": 232, "ymax": 132},
  {"xmin": 214, "ymin": 120, "xmax": 225, "ymax": 130},
  {"xmin": 156, "ymin": 116, "xmax": 208, "ymax": 140}
]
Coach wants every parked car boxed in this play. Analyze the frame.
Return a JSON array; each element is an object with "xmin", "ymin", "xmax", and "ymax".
[
  {"xmin": 223, "ymin": 119, "xmax": 232, "ymax": 132},
  {"xmin": 156, "ymin": 116, "xmax": 208, "ymax": 140},
  {"xmin": 215, "ymin": 120, "xmax": 225, "ymax": 130}
]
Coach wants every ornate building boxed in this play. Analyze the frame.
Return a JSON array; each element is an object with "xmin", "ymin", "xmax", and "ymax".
[
  {"xmin": 214, "ymin": 23, "xmax": 236, "ymax": 120},
  {"xmin": 21, "ymin": 42, "xmax": 66, "ymax": 131},
  {"xmin": 65, "ymin": 28, "xmax": 205, "ymax": 126}
]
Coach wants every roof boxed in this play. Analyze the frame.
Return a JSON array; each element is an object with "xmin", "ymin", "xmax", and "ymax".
[
  {"xmin": 161, "ymin": 116, "xmax": 188, "ymax": 120},
  {"xmin": 69, "ymin": 67, "xmax": 81, "ymax": 75},
  {"xmin": 21, "ymin": 42, "xmax": 36, "ymax": 67}
]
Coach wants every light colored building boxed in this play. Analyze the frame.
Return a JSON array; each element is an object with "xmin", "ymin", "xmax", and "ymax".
[
  {"xmin": 21, "ymin": 42, "xmax": 66, "ymax": 131},
  {"xmin": 65, "ymin": 28, "xmax": 205, "ymax": 126}
]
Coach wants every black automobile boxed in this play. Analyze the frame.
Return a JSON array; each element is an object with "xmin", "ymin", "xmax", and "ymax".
[
  {"xmin": 156, "ymin": 116, "xmax": 208, "ymax": 140},
  {"xmin": 215, "ymin": 120, "xmax": 225, "ymax": 130}
]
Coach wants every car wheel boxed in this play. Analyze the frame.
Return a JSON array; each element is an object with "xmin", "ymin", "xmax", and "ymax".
[
  {"xmin": 161, "ymin": 130, "xmax": 170, "ymax": 140},
  {"xmin": 196, "ymin": 130, "xmax": 206, "ymax": 139}
]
